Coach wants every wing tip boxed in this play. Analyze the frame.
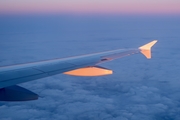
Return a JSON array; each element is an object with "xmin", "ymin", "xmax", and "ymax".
[
  {"xmin": 139, "ymin": 40, "xmax": 158, "ymax": 59},
  {"xmin": 139, "ymin": 40, "xmax": 158, "ymax": 50}
]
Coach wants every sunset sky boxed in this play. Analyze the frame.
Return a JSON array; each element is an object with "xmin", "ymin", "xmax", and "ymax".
[{"xmin": 0, "ymin": 0, "xmax": 180, "ymax": 15}]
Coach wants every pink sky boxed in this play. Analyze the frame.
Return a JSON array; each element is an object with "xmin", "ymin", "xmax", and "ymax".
[{"xmin": 0, "ymin": 0, "xmax": 180, "ymax": 15}]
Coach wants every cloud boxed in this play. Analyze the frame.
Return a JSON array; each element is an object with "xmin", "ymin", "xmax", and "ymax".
[{"xmin": 0, "ymin": 15, "xmax": 180, "ymax": 120}]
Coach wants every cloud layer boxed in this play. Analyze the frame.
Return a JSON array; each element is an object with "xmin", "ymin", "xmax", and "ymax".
[{"xmin": 0, "ymin": 16, "xmax": 180, "ymax": 120}]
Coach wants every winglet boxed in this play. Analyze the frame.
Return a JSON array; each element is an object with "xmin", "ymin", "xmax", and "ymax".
[{"xmin": 139, "ymin": 40, "xmax": 157, "ymax": 59}]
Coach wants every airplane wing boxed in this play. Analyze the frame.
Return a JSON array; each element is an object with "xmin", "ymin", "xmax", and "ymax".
[{"xmin": 0, "ymin": 40, "xmax": 157, "ymax": 101}]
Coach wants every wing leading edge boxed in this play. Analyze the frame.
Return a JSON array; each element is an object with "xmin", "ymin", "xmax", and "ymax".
[{"xmin": 0, "ymin": 40, "xmax": 157, "ymax": 101}]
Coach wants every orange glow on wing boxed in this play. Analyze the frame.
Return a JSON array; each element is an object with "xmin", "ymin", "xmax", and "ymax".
[
  {"xmin": 64, "ymin": 66, "xmax": 113, "ymax": 76},
  {"xmin": 140, "ymin": 50, "xmax": 151, "ymax": 59},
  {"xmin": 139, "ymin": 40, "xmax": 157, "ymax": 59}
]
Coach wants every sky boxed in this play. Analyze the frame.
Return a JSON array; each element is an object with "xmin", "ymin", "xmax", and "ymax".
[
  {"xmin": 0, "ymin": 0, "xmax": 180, "ymax": 15},
  {"xmin": 0, "ymin": 15, "xmax": 180, "ymax": 120},
  {"xmin": 0, "ymin": 0, "xmax": 180, "ymax": 120}
]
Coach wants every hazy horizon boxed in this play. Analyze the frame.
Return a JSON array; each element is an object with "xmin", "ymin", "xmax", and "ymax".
[{"xmin": 1, "ymin": 0, "xmax": 180, "ymax": 16}]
